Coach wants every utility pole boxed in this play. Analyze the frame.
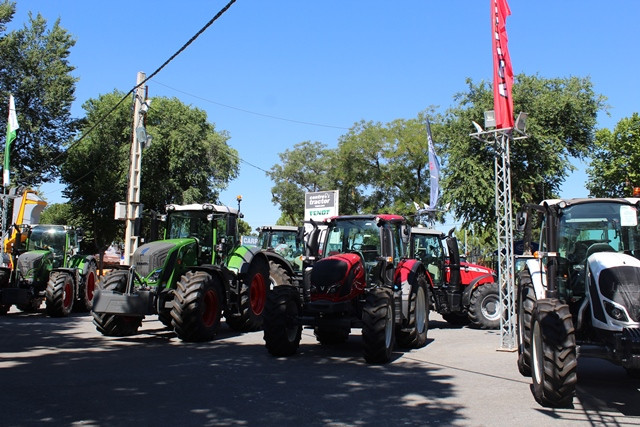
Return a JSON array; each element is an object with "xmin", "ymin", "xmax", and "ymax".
[{"xmin": 123, "ymin": 72, "xmax": 147, "ymax": 266}]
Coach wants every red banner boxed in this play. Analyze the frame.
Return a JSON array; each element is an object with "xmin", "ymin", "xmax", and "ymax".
[{"xmin": 491, "ymin": 0, "xmax": 514, "ymax": 129}]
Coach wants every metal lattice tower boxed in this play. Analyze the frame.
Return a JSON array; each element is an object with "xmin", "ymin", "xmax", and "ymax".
[
  {"xmin": 471, "ymin": 120, "xmax": 526, "ymax": 351},
  {"xmin": 494, "ymin": 131, "xmax": 516, "ymax": 350}
]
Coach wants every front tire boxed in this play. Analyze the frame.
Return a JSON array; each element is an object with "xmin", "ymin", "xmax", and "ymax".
[
  {"xmin": 92, "ymin": 270, "xmax": 143, "ymax": 336},
  {"xmin": 77, "ymin": 262, "xmax": 98, "ymax": 312},
  {"xmin": 268, "ymin": 261, "xmax": 291, "ymax": 288},
  {"xmin": 46, "ymin": 272, "xmax": 75, "ymax": 317},
  {"xmin": 531, "ymin": 299, "xmax": 577, "ymax": 408},
  {"xmin": 227, "ymin": 257, "xmax": 269, "ymax": 332},
  {"xmin": 517, "ymin": 269, "xmax": 536, "ymax": 376},
  {"xmin": 397, "ymin": 276, "xmax": 429, "ymax": 348},
  {"xmin": 362, "ymin": 287, "xmax": 395, "ymax": 364},
  {"xmin": 263, "ymin": 285, "xmax": 302, "ymax": 357},
  {"xmin": 468, "ymin": 282, "xmax": 501, "ymax": 329},
  {"xmin": 171, "ymin": 271, "xmax": 223, "ymax": 342}
]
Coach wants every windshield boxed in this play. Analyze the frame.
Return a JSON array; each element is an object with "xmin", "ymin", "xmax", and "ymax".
[
  {"xmin": 556, "ymin": 202, "xmax": 640, "ymax": 263},
  {"xmin": 323, "ymin": 219, "xmax": 380, "ymax": 260},
  {"xmin": 28, "ymin": 226, "xmax": 67, "ymax": 253},
  {"xmin": 166, "ymin": 211, "xmax": 214, "ymax": 245}
]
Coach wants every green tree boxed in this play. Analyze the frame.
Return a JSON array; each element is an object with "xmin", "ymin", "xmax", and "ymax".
[
  {"xmin": 442, "ymin": 74, "xmax": 606, "ymax": 233},
  {"xmin": 268, "ymin": 141, "xmax": 334, "ymax": 225},
  {"xmin": 0, "ymin": 2, "xmax": 78, "ymax": 187},
  {"xmin": 61, "ymin": 91, "xmax": 239, "ymax": 252},
  {"xmin": 586, "ymin": 113, "xmax": 640, "ymax": 197},
  {"xmin": 335, "ymin": 112, "xmax": 442, "ymax": 219},
  {"xmin": 39, "ymin": 202, "xmax": 75, "ymax": 225}
]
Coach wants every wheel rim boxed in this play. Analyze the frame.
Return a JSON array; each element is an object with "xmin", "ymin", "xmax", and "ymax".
[
  {"xmin": 86, "ymin": 271, "xmax": 96, "ymax": 301},
  {"xmin": 202, "ymin": 289, "xmax": 219, "ymax": 327},
  {"xmin": 384, "ymin": 303, "xmax": 393, "ymax": 348},
  {"xmin": 250, "ymin": 273, "xmax": 267, "ymax": 315},
  {"xmin": 63, "ymin": 280, "xmax": 73, "ymax": 309},
  {"xmin": 481, "ymin": 294, "xmax": 501, "ymax": 321},
  {"xmin": 532, "ymin": 319, "xmax": 543, "ymax": 384},
  {"xmin": 416, "ymin": 287, "xmax": 427, "ymax": 334}
]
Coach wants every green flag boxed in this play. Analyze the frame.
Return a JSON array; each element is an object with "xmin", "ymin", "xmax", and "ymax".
[{"xmin": 4, "ymin": 94, "xmax": 18, "ymax": 187}]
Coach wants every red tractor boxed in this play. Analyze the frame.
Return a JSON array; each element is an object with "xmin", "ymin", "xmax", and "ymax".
[
  {"xmin": 410, "ymin": 227, "xmax": 499, "ymax": 329},
  {"xmin": 263, "ymin": 214, "xmax": 429, "ymax": 363}
]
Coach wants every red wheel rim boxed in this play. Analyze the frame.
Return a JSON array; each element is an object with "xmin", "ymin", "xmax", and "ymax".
[
  {"xmin": 202, "ymin": 289, "xmax": 219, "ymax": 327},
  {"xmin": 63, "ymin": 280, "xmax": 73, "ymax": 309},
  {"xmin": 86, "ymin": 271, "xmax": 96, "ymax": 301},
  {"xmin": 250, "ymin": 273, "xmax": 266, "ymax": 315}
]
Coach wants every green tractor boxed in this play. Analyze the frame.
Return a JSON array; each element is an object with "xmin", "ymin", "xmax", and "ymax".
[
  {"xmin": 91, "ymin": 203, "xmax": 272, "ymax": 342},
  {"xmin": 0, "ymin": 224, "xmax": 98, "ymax": 317}
]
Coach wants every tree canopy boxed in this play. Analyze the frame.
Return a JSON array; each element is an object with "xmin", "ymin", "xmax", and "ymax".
[
  {"xmin": 268, "ymin": 74, "xmax": 607, "ymax": 244},
  {"xmin": 61, "ymin": 91, "xmax": 239, "ymax": 251},
  {"xmin": 0, "ymin": 1, "xmax": 78, "ymax": 187},
  {"xmin": 441, "ymin": 74, "xmax": 606, "ymax": 232},
  {"xmin": 586, "ymin": 113, "xmax": 640, "ymax": 197}
]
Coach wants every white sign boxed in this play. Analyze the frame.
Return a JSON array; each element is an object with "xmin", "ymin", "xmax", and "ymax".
[
  {"xmin": 241, "ymin": 235, "xmax": 259, "ymax": 246},
  {"xmin": 305, "ymin": 190, "xmax": 339, "ymax": 222}
]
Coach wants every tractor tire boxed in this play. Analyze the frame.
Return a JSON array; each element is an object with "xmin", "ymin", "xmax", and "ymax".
[
  {"xmin": 76, "ymin": 262, "xmax": 98, "ymax": 312},
  {"xmin": 314, "ymin": 326, "xmax": 350, "ymax": 345},
  {"xmin": 268, "ymin": 261, "xmax": 291, "ymax": 288},
  {"xmin": 468, "ymin": 282, "xmax": 501, "ymax": 329},
  {"xmin": 362, "ymin": 287, "xmax": 395, "ymax": 364},
  {"xmin": 46, "ymin": 272, "xmax": 75, "ymax": 317},
  {"xmin": 442, "ymin": 312, "xmax": 470, "ymax": 326},
  {"xmin": 517, "ymin": 269, "xmax": 536, "ymax": 376},
  {"xmin": 397, "ymin": 276, "xmax": 429, "ymax": 348},
  {"xmin": 226, "ymin": 257, "xmax": 269, "ymax": 332},
  {"xmin": 531, "ymin": 298, "xmax": 577, "ymax": 408},
  {"xmin": 171, "ymin": 271, "xmax": 223, "ymax": 342},
  {"xmin": 92, "ymin": 270, "xmax": 143, "ymax": 337},
  {"xmin": 158, "ymin": 310, "xmax": 173, "ymax": 328},
  {"xmin": 263, "ymin": 285, "xmax": 302, "ymax": 357}
]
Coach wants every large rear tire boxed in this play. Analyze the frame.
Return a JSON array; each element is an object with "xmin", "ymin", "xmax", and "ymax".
[
  {"xmin": 263, "ymin": 285, "xmax": 302, "ymax": 357},
  {"xmin": 92, "ymin": 270, "xmax": 143, "ymax": 336},
  {"xmin": 468, "ymin": 282, "xmax": 501, "ymax": 329},
  {"xmin": 171, "ymin": 271, "xmax": 223, "ymax": 342},
  {"xmin": 362, "ymin": 287, "xmax": 395, "ymax": 364},
  {"xmin": 226, "ymin": 257, "xmax": 269, "ymax": 332},
  {"xmin": 531, "ymin": 299, "xmax": 577, "ymax": 408},
  {"xmin": 517, "ymin": 269, "xmax": 536, "ymax": 376},
  {"xmin": 77, "ymin": 262, "xmax": 98, "ymax": 312},
  {"xmin": 46, "ymin": 272, "xmax": 75, "ymax": 317},
  {"xmin": 397, "ymin": 276, "xmax": 429, "ymax": 348}
]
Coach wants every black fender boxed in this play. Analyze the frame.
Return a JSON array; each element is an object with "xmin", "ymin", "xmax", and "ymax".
[{"xmin": 461, "ymin": 272, "xmax": 498, "ymax": 307}]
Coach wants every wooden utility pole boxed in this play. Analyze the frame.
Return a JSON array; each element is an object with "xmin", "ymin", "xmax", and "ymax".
[{"xmin": 123, "ymin": 71, "xmax": 146, "ymax": 266}]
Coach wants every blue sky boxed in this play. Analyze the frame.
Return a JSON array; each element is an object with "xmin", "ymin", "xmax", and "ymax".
[{"xmin": 7, "ymin": 1, "xmax": 640, "ymax": 232}]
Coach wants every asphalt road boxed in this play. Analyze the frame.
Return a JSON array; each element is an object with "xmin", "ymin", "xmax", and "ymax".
[{"xmin": 1, "ymin": 307, "xmax": 639, "ymax": 427}]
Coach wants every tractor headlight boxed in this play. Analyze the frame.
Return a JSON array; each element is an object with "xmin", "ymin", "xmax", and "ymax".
[{"xmin": 603, "ymin": 300, "xmax": 629, "ymax": 322}]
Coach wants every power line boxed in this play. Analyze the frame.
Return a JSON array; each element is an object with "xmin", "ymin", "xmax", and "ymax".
[
  {"xmin": 37, "ymin": 0, "xmax": 240, "ymax": 180},
  {"xmin": 152, "ymin": 80, "xmax": 350, "ymax": 130}
]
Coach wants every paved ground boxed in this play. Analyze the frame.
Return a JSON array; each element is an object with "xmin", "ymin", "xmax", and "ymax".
[{"xmin": 1, "ymin": 306, "xmax": 639, "ymax": 427}]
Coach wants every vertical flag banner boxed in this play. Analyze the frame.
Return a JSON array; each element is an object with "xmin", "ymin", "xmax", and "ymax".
[
  {"xmin": 426, "ymin": 118, "xmax": 440, "ymax": 210},
  {"xmin": 491, "ymin": 0, "xmax": 514, "ymax": 129},
  {"xmin": 4, "ymin": 94, "xmax": 19, "ymax": 187}
]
